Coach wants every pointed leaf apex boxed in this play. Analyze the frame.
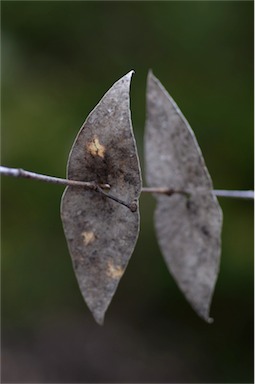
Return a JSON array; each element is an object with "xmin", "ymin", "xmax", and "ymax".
[
  {"xmin": 148, "ymin": 69, "xmax": 154, "ymax": 78},
  {"xmin": 93, "ymin": 312, "xmax": 105, "ymax": 326},
  {"xmin": 124, "ymin": 70, "xmax": 135, "ymax": 81}
]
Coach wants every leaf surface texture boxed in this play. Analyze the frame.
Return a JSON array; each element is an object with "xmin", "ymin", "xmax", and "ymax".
[
  {"xmin": 145, "ymin": 71, "xmax": 223, "ymax": 322},
  {"xmin": 61, "ymin": 71, "xmax": 141, "ymax": 325}
]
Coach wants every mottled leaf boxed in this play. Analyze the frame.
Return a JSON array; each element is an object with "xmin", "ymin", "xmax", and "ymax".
[
  {"xmin": 61, "ymin": 71, "xmax": 142, "ymax": 325},
  {"xmin": 145, "ymin": 71, "xmax": 223, "ymax": 322}
]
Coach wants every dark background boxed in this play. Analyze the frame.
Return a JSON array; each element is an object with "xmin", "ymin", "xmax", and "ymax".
[{"xmin": 1, "ymin": 1, "xmax": 253, "ymax": 383}]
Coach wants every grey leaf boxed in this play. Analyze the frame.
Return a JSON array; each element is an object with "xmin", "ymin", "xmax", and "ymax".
[
  {"xmin": 61, "ymin": 71, "xmax": 142, "ymax": 325},
  {"xmin": 145, "ymin": 71, "xmax": 223, "ymax": 322}
]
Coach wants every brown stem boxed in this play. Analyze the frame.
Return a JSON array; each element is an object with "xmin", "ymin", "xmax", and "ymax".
[
  {"xmin": 1, "ymin": 166, "xmax": 253, "ymax": 205},
  {"xmin": 142, "ymin": 187, "xmax": 190, "ymax": 198},
  {"xmin": 0, "ymin": 166, "xmax": 136, "ymax": 211},
  {"xmin": 142, "ymin": 187, "xmax": 254, "ymax": 200}
]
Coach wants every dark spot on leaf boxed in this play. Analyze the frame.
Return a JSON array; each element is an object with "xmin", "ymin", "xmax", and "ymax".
[
  {"xmin": 201, "ymin": 225, "xmax": 210, "ymax": 237},
  {"xmin": 130, "ymin": 201, "xmax": 138, "ymax": 212},
  {"xmin": 186, "ymin": 199, "xmax": 198, "ymax": 214}
]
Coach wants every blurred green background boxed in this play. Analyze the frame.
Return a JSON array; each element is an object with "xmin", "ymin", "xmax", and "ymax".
[{"xmin": 1, "ymin": 1, "xmax": 253, "ymax": 383}]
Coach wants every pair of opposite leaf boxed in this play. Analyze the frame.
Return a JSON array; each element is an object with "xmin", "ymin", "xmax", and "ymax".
[{"xmin": 61, "ymin": 71, "xmax": 223, "ymax": 325}]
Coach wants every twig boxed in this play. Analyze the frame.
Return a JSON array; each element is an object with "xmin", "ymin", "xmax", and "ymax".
[
  {"xmin": 0, "ymin": 166, "xmax": 106, "ymax": 189},
  {"xmin": 0, "ymin": 166, "xmax": 135, "ymax": 211},
  {"xmin": 1, "ymin": 166, "xmax": 254, "ymax": 205},
  {"xmin": 142, "ymin": 186, "xmax": 254, "ymax": 200},
  {"xmin": 213, "ymin": 189, "xmax": 254, "ymax": 199},
  {"xmin": 142, "ymin": 187, "xmax": 190, "ymax": 198},
  {"xmin": 96, "ymin": 185, "xmax": 137, "ymax": 212}
]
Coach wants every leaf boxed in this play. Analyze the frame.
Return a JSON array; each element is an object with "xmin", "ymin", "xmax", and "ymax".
[
  {"xmin": 145, "ymin": 71, "xmax": 223, "ymax": 322},
  {"xmin": 61, "ymin": 71, "xmax": 142, "ymax": 325}
]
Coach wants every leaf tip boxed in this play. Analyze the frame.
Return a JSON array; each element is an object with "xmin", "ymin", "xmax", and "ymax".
[
  {"xmin": 147, "ymin": 68, "xmax": 157, "ymax": 83},
  {"xmin": 126, "ymin": 69, "xmax": 135, "ymax": 80},
  {"xmin": 92, "ymin": 311, "xmax": 105, "ymax": 326},
  {"xmin": 207, "ymin": 317, "xmax": 214, "ymax": 324},
  {"xmin": 148, "ymin": 68, "xmax": 154, "ymax": 76},
  {"xmin": 195, "ymin": 304, "xmax": 214, "ymax": 324}
]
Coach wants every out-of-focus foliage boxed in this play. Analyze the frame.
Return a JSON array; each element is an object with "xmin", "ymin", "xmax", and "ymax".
[{"xmin": 2, "ymin": 2, "xmax": 253, "ymax": 383}]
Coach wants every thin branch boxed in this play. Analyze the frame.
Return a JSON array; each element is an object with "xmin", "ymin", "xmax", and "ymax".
[
  {"xmin": 0, "ymin": 166, "xmax": 105, "ymax": 189},
  {"xmin": 1, "ymin": 166, "xmax": 254, "ymax": 204},
  {"xmin": 96, "ymin": 185, "xmax": 137, "ymax": 212},
  {"xmin": 142, "ymin": 186, "xmax": 254, "ymax": 200},
  {"xmin": 0, "ymin": 166, "xmax": 136, "ymax": 211},
  {"xmin": 142, "ymin": 187, "xmax": 190, "ymax": 198},
  {"xmin": 213, "ymin": 189, "xmax": 254, "ymax": 200}
]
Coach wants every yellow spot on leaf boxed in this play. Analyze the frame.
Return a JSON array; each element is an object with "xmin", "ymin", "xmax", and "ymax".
[
  {"xmin": 106, "ymin": 260, "xmax": 124, "ymax": 279},
  {"xmin": 87, "ymin": 136, "xmax": 105, "ymax": 158},
  {"xmin": 81, "ymin": 231, "xmax": 96, "ymax": 245}
]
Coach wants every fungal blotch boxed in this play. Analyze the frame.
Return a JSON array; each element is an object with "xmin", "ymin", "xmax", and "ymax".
[
  {"xmin": 87, "ymin": 136, "xmax": 106, "ymax": 158},
  {"xmin": 81, "ymin": 231, "xmax": 96, "ymax": 245},
  {"xmin": 106, "ymin": 260, "xmax": 124, "ymax": 279}
]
